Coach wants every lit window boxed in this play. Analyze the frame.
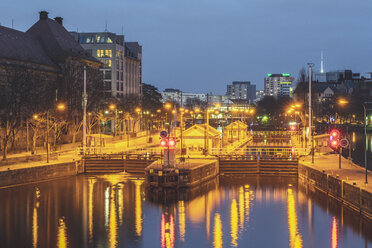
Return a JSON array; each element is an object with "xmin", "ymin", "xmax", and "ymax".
[
  {"xmin": 105, "ymin": 50, "xmax": 112, "ymax": 58},
  {"xmin": 107, "ymin": 37, "xmax": 113, "ymax": 43},
  {"xmin": 104, "ymin": 60, "xmax": 112, "ymax": 68},
  {"xmin": 97, "ymin": 50, "xmax": 104, "ymax": 58}
]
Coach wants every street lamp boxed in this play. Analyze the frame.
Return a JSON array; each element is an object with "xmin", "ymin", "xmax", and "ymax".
[
  {"xmin": 338, "ymin": 98, "xmax": 368, "ymax": 184},
  {"xmin": 109, "ymin": 104, "xmax": 117, "ymax": 136}
]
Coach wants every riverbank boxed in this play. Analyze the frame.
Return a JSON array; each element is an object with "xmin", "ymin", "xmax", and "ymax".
[
  {"xmin": 299, "ymin": 151, "xmax": 372, "ymax": 219},
  {"xmin": 0, "ymin": 133, "xmax": 160, "ymax": 187}
]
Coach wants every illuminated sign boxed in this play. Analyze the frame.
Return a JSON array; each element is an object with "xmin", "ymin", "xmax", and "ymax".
[
  {"xmin": 280, "ymin": 82, "xmax": 292, "ymax": 84},
  {"xmin": 282, "ymin": 73, "xmax": 291, "ymax": 77},
  {"xmin": 267, "ymin": 73, "xmax": 272, "ymax": 77}
]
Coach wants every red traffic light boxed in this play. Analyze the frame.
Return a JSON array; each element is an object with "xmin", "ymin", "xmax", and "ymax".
[
  {"xmin": 330, "ymin": 129, "xmax": 340, "ymax": 139},
  {"xmin": 290, "ymin": 126, "xmax": 297, "ymax": 131},
  {"xmin": 160, "ymin": 139, "xmax": 168, "ymax": 147},
  {"xmin": 169, "ymin": 138, "xmax": 176, "ymax": 147},
  {"xmin": 330, "ymin": 139, "xmax": 340, "ymax": 148}
]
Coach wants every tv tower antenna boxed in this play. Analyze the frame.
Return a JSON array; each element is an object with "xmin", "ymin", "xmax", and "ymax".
[{"xmin": 320, "ymin": 50, "xmax": 324, "ymax": 73}]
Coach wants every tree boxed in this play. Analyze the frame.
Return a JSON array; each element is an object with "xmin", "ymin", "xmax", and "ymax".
[
  {"xmin": 0, "ymin": 65, "xmax": 55, "ymax": 159},
  {"xmin": 185, "ymin": 97, "xmax": 207, "ymax": 111},
  {"xmin": 142, "ymin": 83, "xmax": 162, "ymax": 113},
  {"xmin": 59, "ymin": 59, "xmax": 104, "ymax": 143}
]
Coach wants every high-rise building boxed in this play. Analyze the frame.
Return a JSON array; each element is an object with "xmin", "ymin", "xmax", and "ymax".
[
  {"xmin": 226, "ymin": 81, "xmax": 256, "ymax": 103},
  {"xmin": 264, "ymin": 73, "xmax": 294, "ymax": 97},
  {"xmin": 71, "ymin": 32, "xmax": 142, "ymax": 98}
]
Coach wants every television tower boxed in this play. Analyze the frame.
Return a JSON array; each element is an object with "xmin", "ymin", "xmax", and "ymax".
[{"xmin": 320, "ymin": 50, "xmax": 324, "ymax": 73}]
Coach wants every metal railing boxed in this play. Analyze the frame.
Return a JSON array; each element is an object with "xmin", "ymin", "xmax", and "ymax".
[{"xmin": 210, "ymin": 146, "xmax": 309, "ymax": 158}]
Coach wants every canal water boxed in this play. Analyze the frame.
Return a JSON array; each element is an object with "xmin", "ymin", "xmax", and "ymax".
[
  {"xmin": 0, "ymin": 174, "xmax": 371, "ymax": 248},
  {"xmin": 344, "ymin": 132, "xmax": 372, "ymax": 170}
]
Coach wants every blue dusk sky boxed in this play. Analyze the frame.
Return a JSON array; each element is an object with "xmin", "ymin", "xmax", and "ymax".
[{"xmin": 1, "ymin": 0, "xmax": 371, "ymax": 94}]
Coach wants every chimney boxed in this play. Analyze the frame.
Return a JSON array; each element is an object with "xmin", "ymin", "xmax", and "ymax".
[
  {"xmin": 39, "ymin": 11, "xmax": 49, "ymax": 20},
  {"xmin": 54, "ymin": 17, "xmax": 63, "ymax": 25}
]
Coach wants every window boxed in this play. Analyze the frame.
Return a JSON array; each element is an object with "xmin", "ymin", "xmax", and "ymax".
[
  {"xmin": 121, "ymin": 83, "xmax": 124, "ymax": 91},
  {"xmin": 117, "ymin": 82, "xmax": 120, "ymax": 91},
  {"xmin": 104, "ymin": 60, "xmax": 111, "ymax": 68},
  {"xmin": 120, "ymin": 72, "xmax": 123, "ymax": 81},
  {"xmin": 104, "ymin": 70, "xmax": 112, "ymax": 80},
  {"xmin": 117, "ymin": 71, "xmax": 119, "ymax": 80},
  {"xmin": 97, "ymin": 50, "xmax": 104, "ymax": 58},
  {"xmin": 105, "ymin": 50, "xmax": 112, "ymax": 58},
  {"xmin": 80, "ymin": 36, "xmax": 94, "ymax": 44},
  {"xmin": 107, "ymin": 37, "xmax": 113, "ymax": 43}
]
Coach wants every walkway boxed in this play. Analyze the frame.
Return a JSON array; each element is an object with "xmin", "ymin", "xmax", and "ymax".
[{"xmin": 300, "ymin": 151, "xmax": 372, "ymax": 193}]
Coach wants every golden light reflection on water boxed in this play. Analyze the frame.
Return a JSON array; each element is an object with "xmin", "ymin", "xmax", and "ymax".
[
  {"xmin": 230, "ymin": 199, "xmax": 238, "ymax": 247},
  {"xmin": 213, "ymin": 213, "xmax": 223, "ymax": 248},
  {"xmin": 161, "ymin": 213, "xmax": 175, "ymax": 248},
  {"xmin": 239, "ymin": 187, "xmax": 244, "ymax": 230},
  {"xmin": 287, "ymin": 188, "xmax": 303, "ymax": 248},
  {"xmin": 178, "ymin": 201, "xmax": 185, "ymax": 242},
  {"xmin": 32, "ymin": 187, "xmax": 40, "ymax": 248},
  {"xmin": 104, "ymin": 187, "xmax": 110, "ymax": 228},
  {"xmin": 57, "ymin": 217, "xmax": 68, "ymax": 248},
  {"xmin": 117, "ymin": 183, "xmax": 124, "ymax": 226},
  {"xmin": 332, "ymin": 217, "xmax": 338, "ymax": 248},
  {"xmin": 206, "ymin": 191, "xmax": 213, "ymax": 240},
  {"xmin": 109, "ymin": 187, "xmax": 117, "ymax": 248},
  {"xmin": 88, "ymin": 178, "xmax": 95, "ymax": 242},
  {"xmin": 244, "ymin": 185, "xmax": 251, "ymax": 222},
  {"xmin": 135, "ymin": 180, "xmax": 143, "ymax": 236}
]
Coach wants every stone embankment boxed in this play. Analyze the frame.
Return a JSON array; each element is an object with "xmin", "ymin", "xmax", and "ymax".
[{"xmin": 298, "ymin": 152, "xmax": 372, "ymax": 219}]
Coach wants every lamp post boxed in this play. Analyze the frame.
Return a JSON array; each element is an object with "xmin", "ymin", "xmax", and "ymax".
[
  {"xmin": 308, "ymin": 63, "xmax": 314, "ymax": 164},
  {"xmin": 338, "ymin": 99, "xmax": 368, "ymax": 184}
]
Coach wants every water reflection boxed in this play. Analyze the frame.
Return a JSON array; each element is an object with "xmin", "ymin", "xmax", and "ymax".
[
  {"xmin": 287, "ymin": 187, "xmax": 303, "ymax": 248},
  {"xmin": 332, "ymin": 217, "xmax": 338, "ymax": 248},
  {"xmin": 213, "ymin": 213, "xmax": 223, "ymax": 248},
  {"xmin": 230, "ymin": 199, "xmax": 238, "ymax": 246},
  {"xmin": 0, "ymin": 175, "xmax": 371, "ymax": 248},
  {"xmin": 57, "ymin": 217, "xmax": 68, "ymax": 248},
  {"xmin": 160, "ymin": 212, "xmax": 175, "ymax": 248},
  {"xmin": 32, "ymin": 187, "xmax": 40, "ymax": 248},
  {"xmin": 178, "ymin": 201, "xmax": 185, "ymax": 242},
  {"xmin": 135, "ymin": 180, "xmax": 143, "ymax": 236}
]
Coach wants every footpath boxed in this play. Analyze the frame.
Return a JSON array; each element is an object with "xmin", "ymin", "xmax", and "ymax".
[
  {"xmin": 0, "ymin": 133, "xmax": 160, "ymax": 187},
  {"xmin": 298, "ymin": 149, "xmax": 372, "ymax": 219}
]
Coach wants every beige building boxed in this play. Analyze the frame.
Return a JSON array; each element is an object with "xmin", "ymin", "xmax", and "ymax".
[
  {"xmin": 222, "ymin": 121, "xmax": 248, "ymax": 146},
  {"xmin": 71, "ymin": 32, "xmax": 142, "ymax": 99},
  {"xmin": 183, "ymin": 124, "xmax": 221, "ymax": 154}
]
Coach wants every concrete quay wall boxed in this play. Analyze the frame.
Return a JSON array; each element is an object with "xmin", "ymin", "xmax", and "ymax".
[
  {"xmin": 0, "ymin": 161, "xmax": 84, "ymax": 188},
  {"xmin": 298, "ymin": 163, "xmax": 372, "ymax": 219}
]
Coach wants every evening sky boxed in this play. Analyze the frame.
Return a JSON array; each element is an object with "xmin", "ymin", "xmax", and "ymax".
[{"xmin": 1, "ymin": 0, "xmax": 371, "ymax": 94}]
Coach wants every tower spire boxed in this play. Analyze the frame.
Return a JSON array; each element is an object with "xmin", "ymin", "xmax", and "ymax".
[{"xmin": 320, "ymin": 50, "xmax": 324, "ymax": 73}]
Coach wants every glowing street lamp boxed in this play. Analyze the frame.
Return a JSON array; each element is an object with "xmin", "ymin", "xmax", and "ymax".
[
  {"xmin": 109, "ymin": 104, "xmax": 116, "ymax": 111},
  {"xmin": 164, "ymin": 103, "xmax": 172, "ymax": 110},
  {"xmin": 57, "ymin": 103, "xmax": 66, "ymax": 111}
]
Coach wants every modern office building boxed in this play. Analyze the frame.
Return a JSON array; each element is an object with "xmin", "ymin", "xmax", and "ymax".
[
  {"xmin": 264, "ymin": 73, "xmax": 294, "ymax": 97},
  {"xmin": 314, "ymin": 70, "xmax": 360, "ymax": 83},
  {"xmin": 161, "ymin": 88, "xmax": 206, "ymax": 104},
  {"xmin": 255, "ymin": 90, "xmax": 265, "ymax": 102},
  {"xmin": 226, "ymin": 81, "xmax": 256, "ymax": 103},
  {"xmin": 71, "ymin": 32, "xmax": 142, "ymax": 98}
]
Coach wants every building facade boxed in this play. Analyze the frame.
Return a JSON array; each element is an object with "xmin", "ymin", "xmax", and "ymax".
[
  {"xmin": 264, "ymin": 73, "xmax": 294, "ymax": 97},
  {"xmin": 161, "ymin": 88, "xmax": 206, "ymax": 104},
  {"xmin": 71, "ymin": 32, "xmax": 142, "ymax": 98},
  {"xmin": 226, "ymin": 81, "xmax": 256, "ymax": 103}
]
